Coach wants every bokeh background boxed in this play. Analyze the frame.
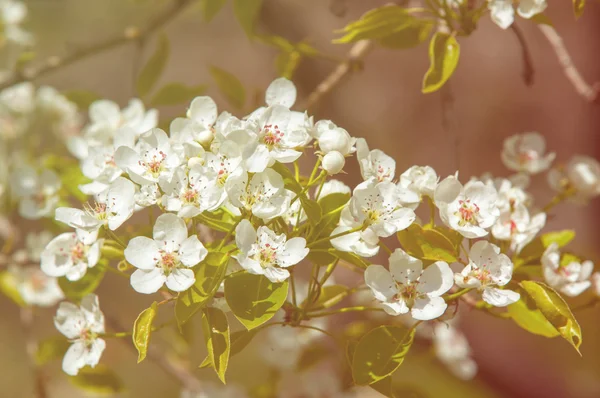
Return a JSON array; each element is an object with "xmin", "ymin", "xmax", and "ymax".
[{"xmin": 1, "ymin": 0, "xmax": 600, "ymax": 397}]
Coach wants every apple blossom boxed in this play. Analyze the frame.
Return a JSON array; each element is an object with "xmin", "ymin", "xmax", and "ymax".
[
  {"xmin": 41, "ymin": 229, "xmax": 103, "ymax": 281},
  {"xmin": 548, "ymin": 155, "xmax": 600, "ymax": 202},
  {"xmin": 234, "ymin": 219, "xmax": 308, "ymax": 283},
  {"xmin": 125, "ymin": 213, "xmax": 207, "ymax": 294},
  {"xmin": 10, "ymin": 265, "xmax": 64, "ymax": 307},
  {"xmin": 365, "ymin": 248, "xmax": 453, "ymax": 320},
  {"xmin": 313, "ymin": 119, "xmax": 355, "ymax": 156},
  {"xmin": 356, "ymin": 137, "xmax": 395, "ymax": 182},
  {"xmin": 542, "ymin": 243, "xmax": 593, "ymax": 297},
  {"xmin": 454, "ymin": 240, "xmax": 520, "ymax": 306},
  {"xmin": 398, "ymin": 165, "xmax": 439, "ymax": 199},
  {"xmin": 491, "ymin": 204, "xmax": 546, "ymax": 253},
  {"xmin": 54, "ymin": 294, "xmax": 105, "ymax": 376},
  {"xmin": 10, "ymin": 166, "xmax": 61, "ymax": 219},
  {"xmin": 501, "ymin": 132, "xmax": 555, "ymax": 174},
  {"xmin": 433, "ymin": 324, "xmax": 477, "ymax": 380}
]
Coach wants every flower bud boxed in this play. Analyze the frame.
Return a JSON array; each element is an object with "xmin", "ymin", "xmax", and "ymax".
[
  {"xmin": 196, "ymin": 128, "xmax": 214, "ymax": 147},
  {"xmin": 187, "ymin": 156, "xmax": 203, "ymax": 168},
  {"xmin": 322, "ymin": 151, "xmax": 345, "ymax": 175},
  {"xmin": 317, "ymin": 126, "xmax": 354, "ymax": 155}
]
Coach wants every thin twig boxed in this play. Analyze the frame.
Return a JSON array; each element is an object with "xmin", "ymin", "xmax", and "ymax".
[
  {"xmin": 0, "ymin": 0, "xmax": 195, "ymax": 91},
  {"xmin": 538, "ymin": 24, "xmax": 599, "ymax": 102},
  {"xmin": 302, "ymin": 39, "xmax": 374, "ymax": 110},
  {"xmin": 510, "ymin": 23, "xmax": 534, "ymax": 86}
]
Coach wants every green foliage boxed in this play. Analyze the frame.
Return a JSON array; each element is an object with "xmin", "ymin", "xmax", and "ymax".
[
  {"xmin": 258, "ymin": 35, "xmax": 321, "ymax": 79},
  {"xmin": 100, "ymin": 245, "xmax": 124, "ymax": 260},
  {"xmin": 422, "ymin": 32, "xmax": 460, "ymax": 93},
  {"xmin": 0, "ymin": 271, "xmax": 25, "ymax": 306},
  {"xmin": 210, "ymin": 66, "xmax": 246, "ymax": 109},
  {"xmin": 59, "ymin": 263, "xmax": 106, "ymax": 302},
  {"xmin": 137, "ymin": 33, "xmax": 170, "ymax": 98},
  {"xmin": 334, "ymin": 5, "xmax": 430, "ymax": 49},
  {"xmin": 573, "ymin": 0, "xmax": 585, "ymax": 18},
  {"xmin": 271, "ymin": 163, "xmax": 322, "ymax": 226},
  {"xmin": 200, "ymin": 0, "xmax": 227, "ymax": 22},
  {"xmin": 201, "ymin": 307, "xmax": 230, "ymax": 383},
  {"xmin": 397, "ymin": 224, "xmax": 461, "ymax": 262},
  {"xmin": 507, "ymin": 298, "xmax": 560, "ymax": 338},
  {"xmin": 224, "ymin": 272, "xmax": 288, "ymax": 330},
  {"xmin": 301, "ymin": 284, "xmax": 348, "ymax": 311},
  {"xmin": 150, "ymin": 83, "xmax": 208, "ymax": 106},
  {"xmin": 350, "ymin": 325, "xmax": 415, "ymax": 386},
  {"xmin": 541, "ymin": 230, "xmax": 576, "ymax": 248},
  {"xmin": 69, "ymin": 364, "xmax": 125, "ymax": 394},
  {"xmin": 175, "ymin": 252, "xmax": 229, "ymax": 328},
  {"xmin": 132, "ymin": 301, "xmax": 157, "ymax": 363},
  {"xmin": 63, "ymin": 90, "xmax": 101, "ymax": 110},
  {"xmin": 346, "ymin": 340, "xmax": 394, "ymax": 397},
  {"xmin": 313, "ymin": 192, "xmax": 351, "ymax": 238},
  {"xmin": 35, "ymin": 336, "xmax": 71, "ymax": 365},
  {"xmin": 275, "ymin": 50, "xmax": 302, "ymax": 80},
  {"xmin": 60, "ymin": 163, "xmax": 91, "ymax": 202},
  {"xmin": 233, "ymin": 0, "xmax": 263, "ymax": 37},
  {"xmin": 520, "ymin": 281, "xmax": 582, "ymax": 354},
  {"xmin": 199, "ymin": 328, "xmax": 259, "ymax": 369},
  {"xmin": 517, "ymin": 229, "xmax": 575, "ymax": 267}
]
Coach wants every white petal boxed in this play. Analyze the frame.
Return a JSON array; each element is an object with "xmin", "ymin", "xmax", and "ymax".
[
  {"xmin": 124, "ymin": 237, "xmax": 160, "ymax": 270},
  {"xmin": 389, "ymin": 249, "xmax": 422, "ymax": 285},
  {"xmin": 130, "ymin": 268, "xmax": 167, "ymax": 294},
  {"xmin": 165, "ymin": 268, "xmax": 195, "ymax": 292},
  {"xmin": 85, "ymin": 338, "xmax": 106, "ymax": 367},
  {"xmin": 417, "ymin": 261, "xmax": 454, "ymax": 296},
  {"xmin": 411, "ymin": 296, "xmax": 447, "ymax": 320},
  {"xmin": 482, "ymin": 287, "xmax": 520, "ymax": 307},
  {"xmin": 561, "ymin": 281, "xmax": 591, "ymax": 297},
  {"xmin": 235, "ymin": 219, "xmax": 257, "ymax": 253},
  {"xmin": 265, "ymin": 78, "xmax": 297, "ymax": 108},
  {"xmin": 278, "ymin": 237, "xmax": 309, "ymax": 267},
  {"xmin": 365, "ymin": 264, "xmax": 398, "ymax": 302},
  {"xmin": 263, "ymin": 267, "xmax": 290, "ymax": 283},
  {"xmin": 187, "ymin": 96, "xmax": 218, "ymax": 126},
  {"xmin": 153, "ymin": 213, "xmax": 188, "ymax": 244},
  {"xmin": 54, "ymin": 302, "xmax": 85, "ymax": 339},
  {"xmin": 382, "ymin": 300, "xmax": 409, "ymax": 316},
  {"xmin": 62, "ymin": 341, "xmax": 87, "ymax": 376},
  {"xmin": 178, "ymin": 236, "xmax": 208, "ymax": 267}
]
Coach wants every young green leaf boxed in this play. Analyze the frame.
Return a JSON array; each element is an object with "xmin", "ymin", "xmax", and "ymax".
[
  {"xmin": 224, "ymin": 272, "xmax": 288, "ymax": 330},
  {"xmin": 175, "ymin": 252, "xmax": 229, "ymax": 328},
  {"xmin": 520, "ymin": 281, "xmax": 582, "ymax": 354},
  {"xmin": 199, "ymin": 328, "xmax": 259, "ymax": 369},
  {"xmin": 69, "ymin": 364, "xmax": 125, "ymax": 394},
  {"xmin": 378, "ymin": 20, "xmax": 433, "ymax": 49},
  {"xmin": 397, "ymin": 224, "xmax": 459, "ymax": 262},
  {"xmin": 150, "ymin": 83, "xmax": 208, "ymax": 106},
  {"xmin": 35, "ymin": 336, "xmax": 71, "ymax": 365},
  {"xmin": 233, "ymin": 0, "xmax": 263, "ymax": 37},
  {"xmin": 334, "ymin": 5, "xmax": 417, "ymax": 44},
  {"xmin": 0, "ymin": 271, "xmax": 25, "ymax": 307},
  {"xmin": 541, "ymin": 230, "xmax": 575, "ymax": 248},
  {"xmin": 200, "ymin": 0, "xmax": 227, "ymax": 22},
  {"xmin": 301, "ymin": 284, "xmax": 348, "ymax": 311},
  {"xmin": 351, "ymin": 325, "xmax": 415, "ymax": 385},
  {"xmin": 132, "ymin": 301, "xmax": 158, "ymax": 363},
  {"xmin": 573, "ymin": 0, "xmax": 585, "ymax": 18},
  {"xmin": 137, "ymin": 33, "xmax": 170, "ymax": 98},
  {"xmin": 59, "ymin": 264, "xmax": 106, "ymax": 302},
  {"xmin": 209, "ymin": 66, "xmax": 246, "ymax": 109},
  {"xmin": 201, "ymin": 307, "xmax": 230, "ymax": 383},
  {"xmin": 422, "ymin": 32, "xmax": 460, "ymax": 94},
  {"xmin": 507, "ymin": 298, "xmax": 560, "ymax": 338},
  {"xmin": 346, "ymin": 340, "xmax": 394, "ymax": 397}
]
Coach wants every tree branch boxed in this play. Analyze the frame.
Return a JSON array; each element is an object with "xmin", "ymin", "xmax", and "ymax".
[
  {"xmin": 302, "ymin": 39, "xmax": 374, "ymax": 110},
  {"xmin": 510, "ymin": 23, "xmax": 534, "ymax": 86},
  {"xmin": 538, "ymin": 24, "xmax": 599, "ymax": 102},
  {"xmin": 0, "ymin": 0, "xmax": 195, "ymax": 91}
]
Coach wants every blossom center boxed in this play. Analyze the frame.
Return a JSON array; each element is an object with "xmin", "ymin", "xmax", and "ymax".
[
  {"xmin": 140, "ymin": 150, "xmax": 167, "ymax": 177},
  {"xmin": 158, "ymin": 251, "xmax": 180, "ymax": 274},
  {"xmin": 261, "ymin": 124, "xmax": 284, "ymax": 149},
  {"xmin": 455, "ymin": 199, "xmax": 480, "ymax": 226}
]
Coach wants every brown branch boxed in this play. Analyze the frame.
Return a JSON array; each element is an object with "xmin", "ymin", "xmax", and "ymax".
[
  {"xmin": 0, "ymin": 0, "xmax": 195, "ymax": 91},
  {"xmin": 510, "ymin": 24, "xmax": 534, "ymax": 86},
  {"xmin": 302, "ymin": 39, "xmax": 374, "ymax": 110},
  {"xmin": 538, "ymin": 24, "xmax": 600, "ymax": 102}
]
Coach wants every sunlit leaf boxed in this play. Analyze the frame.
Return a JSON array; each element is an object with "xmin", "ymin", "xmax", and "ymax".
[
  {"xmin": 0, "ymin": 271, "xmax": 25, "ymax": 307},
  {"xmin": 301, "ymin": 284, "xmax": 348, "ymax": 311},
  {"xmin": 233, "ymin": 0, "xmax": 263, "ymax": 37},
  {"xmin": 379, "ymin": 20, "xmax": 433, "ymax": 49},
  {"xmin": 137, "ymin": 33, "xmax": 170, "ymax": 97},
  {"xmin": 209, "ymin": 66, "xmax": 246, "ymax": 109},
  {"xmin": 351, "ymin": 325, "xmax": 415, "ymax": 385},
  {"xmin": 422, "ymin": 32, "xmax": 460, "ymax": 93},
  {"xmin": 520, "ymin": 281, "xmax": 582, "ymax": 354},
  {"xmin": 199, "ymin": 328, "xmax": 259, "ymax": 369},
  {"xmin": 541, "ymin": 230, "xmax": 575, "ymax": 248},
  {"xmin": 573, "ymin": 0, "xmax": 585, "ymax": 18},
  {"xmin": 397, "ymin": 224, "xmax": 459, "ymax": 262},
  {"xmin": 200, "ymin": 0, "xmax": 227, "ymax": 22},
  {"xmin": 334, "ymin": 5, "xmax": 418, "ymax": 44},
  {"xmin": 132, "ymin": 301, "xmax": 157, "ymax": 363},
  {"xmin": 69, "ymin": 364, "xmax": 125, "ymax": 394},
  {"xmin": 507, "ymin": 298, "xmax": 560, "ymax": 338},
  {"xmin": 347, "ymin": 340, "xmax": 393, "ymax": 397},
  {"xmin": 150, "ymin": 83, "xmax": 208, "ymax": 106},
  {"xmin": 35, "ymin": 336, "xmax": 70, "ymax": 365},
  {"xmin": 201, "ymin": 307, "xmax": 230, "ymax": 383},
  {"xmin": 224, "ymin": 272, "xmax": 288, "ymax": 330}
]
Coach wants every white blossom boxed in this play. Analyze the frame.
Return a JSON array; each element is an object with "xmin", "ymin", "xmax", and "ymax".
[
  {"xmin": 235, "ymin": 220, "xmax": 308, "ymax": 283},
  {"xmin": 54, "ymin": 294, "xmax": 105, "ymax": 376},
  {"xmin": 319, "ymin": 180, "xmax": 351, "ymax": 198},
  {"xmin": 454, "ymin": 240, "xmax": 520, "ymax": 306},
  {"xmin": 488, "ymin": 0, "xmax": 515, "ymax": 29},
  {"xmin": 314, "ymin": 120, "xmax": 355, "ymax": 156},
  {"xmin": 356, "ymin": 138, "xmax": 395, "ymax": 182},
  {"xmin": 125, "ymin": 213, "xmax": 207, "ymax": 294},
  {"xmin": 10, "ymin": 265, "xmax": 64, "ymax": 307},
  {"xmin": 433, "ymin": 324, "xmax": 477, "ymax": 380},
  {"xmin": 517, "ymin": 0, "xmax": 547, "ymax": 19},
  {"xmin": 548, "ymin": 155, "xmax": 600, "ymax": 202},
  {"xmin": 491, "ymin": 204, "xmax": 546, "ymax": 253},
  {"xmin": 399, "ymin": 165, "xmax": 439, "ymax": 199},
  {"xmin": 0, "ymin": 0, "xmax": 32, "ymax": 46},
  {"xmin": 10, "ymin": 166, "xmax": 61, "ymax": 219},
  {"xmin": 322, "ymin": 151, "xmax": 345, "ymax": 175},
  {"xmin": 41, "ymin": 229, "xmax": 103, "ymax": 281},
  {"xmin": 542, "ymin": 243, "xmax": 593, "ymax": 297},
  {"xmin": 365, "ymin": 249, "xmax": 453, "ymax": 320},
  {"xmin": 501, "ymin": 132, "xmax": 555, "ymax": 174}
]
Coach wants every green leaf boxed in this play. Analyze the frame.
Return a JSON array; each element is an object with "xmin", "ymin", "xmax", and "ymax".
[
  {"xmin": 378, "ymin": 20, "xmax": 433, "ymax": 49},
  {"xmin": 333, "ymin": 249, "xmax": 370, "ymax": 270},
  {"xmin": 334, "ymin": 6, "xmax": 418, "ymax": 44},
  {"xmin": 150, "ymin": 83, "xmax": 208, "ymax": 106},
  {"xmin": 233, "ymin": 0, "xmax": 263, "ymax": 37},
  {"xmin": 541, "ymin": 230, "xmax": 575, "ymax": 248},
  {"xmin": 270, "ymin": 163, "xmax": 321, "ymax": 225},
  {"xmin": 422, "ymin": 32, "xmax": 460, "ymax": 94},
  {"xmin": 301, "ymin": 284, "xmax": 348, "ymax": 311},
  {"xmin": 507, "ymin": 298, "xmax": 560, "ymax": 338},
  {"xmin": 175, "ymin": 252, "xmax": 229, "ymax": 328},
  {"xmin": 137, "ymin": 33, "xmax": 170, "ymax": 97},
  {"xmin": 201, "ymin": 307, "xmax": 230, "ymax": 383},
  {"xmin": 397, "ymin": 224, "xmax": 459, "ymax": 262},
  {"xmin": 300, "ymin": 196, "xmax": 322, "ymax": 226},
  {"xmin": 351, "ymin": 325, "xmax": 415, "ymax": 385},
  {"xmin": 35, "ymin": 336, "xmax": 71, "ymax": 365},
  {"xmin": 199, "ymin": 328, "xmax": 259, "ymax": 369},
  {"xmin": 517, "ymin": 230, "xmax": 575, "ymax": 267},
  {"xmin": 59, "ymin": 264, "xmax": 106, "ymax": 301},
  {"xmin": 61, "ymin": 163, "xmax": 91, "ymax": 202},
  {"xmin": 573, "ymin": 0, "xmax": 585, "ymax": 18},
  {"xmin": 200, "ymin": 0, "xmax": 227, "ymax": 22},
  {"xmin": 224, "ymin": 272, "xmax": 288, "ymax": 330},
  {"xmin": 69, "ymin": 364, "xmax": 125, "ymax": 394},
  {"xmin": 132, "ymin": 301, "xmax": 157, "ymax": 363},
  {"xmin": 520, "ymin": 281, "xmax": 582, "ymax": 354},
  {"xmin": 209, "ymin": 66, "xmax": 246, "ymax": 109},
  {"xmin": 63, "ymin": 90, "xmax": 102, "ymax": 110},
  {"xmin": 346, "ymin": 340, "xmax": 394, "ymax": 397},
  {"xmin": 275, "ymin": 50, "xmax": 302, "ymax": 80},
  {"xmin": 0, "ymin": 271, "xmax": 25, "ymax": 306}
]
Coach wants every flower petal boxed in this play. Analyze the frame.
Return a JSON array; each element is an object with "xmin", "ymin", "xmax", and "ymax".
[{"xmin": 130, "ymin": 268, "xmax": 166, "ymax": 294}]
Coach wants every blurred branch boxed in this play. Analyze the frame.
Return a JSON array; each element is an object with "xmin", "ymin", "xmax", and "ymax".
[
  {"xmin": 0, "ymin": 0, "xmax": 196, "ymax": 91},
  {"xmin": 20, "ymin": 307, "xmax": 47, "ymax": 398},
  {"xmin": 510, "ymin": 24, "xmax": 534, "ymax": 86},
  {"xmin": 538, "ymin": 24, "xmax": 599, "ymax": 102},
  {"xmin": 302, "ymin": 39, "xmax": 374, "ymax": 110}
]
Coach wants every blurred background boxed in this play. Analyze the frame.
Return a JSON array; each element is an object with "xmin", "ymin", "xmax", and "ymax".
[{"xmin": 1, "ymin": 0, "xmax": 599, "ymax": 397}]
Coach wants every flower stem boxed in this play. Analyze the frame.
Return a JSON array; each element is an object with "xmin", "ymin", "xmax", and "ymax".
[
  {"xmin": 443, "ymin": 288, "xmax": 472, "ymax": 302},
  {"xmin": 307, "ymin": 226, "xmax": 363, "ymax": 248},
  {"xmin": 307, "ymin": 306, "xmax": 384, "ymax": 318}
]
